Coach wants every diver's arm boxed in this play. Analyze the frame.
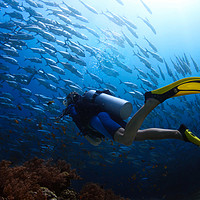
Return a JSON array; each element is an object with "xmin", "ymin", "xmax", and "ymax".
[
  {"xmin": 58, "ymin": 104, "xmax": 76, "ymax": 119},
  {"xmin": 58, "ymin": 107, "xmax": 70, "ymax": 119},
  {"xmin": 84, "ymin": 135, "xmax": 102, "ymax": 146}
]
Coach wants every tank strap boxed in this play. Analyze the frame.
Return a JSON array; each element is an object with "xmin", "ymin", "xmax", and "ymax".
[
  {"xmin": 91, "ymin": 90, "xmax": 112, "ymax": 103},
  {"xmin": 91, "ymin": 91, "xmax": 101, "ymax": 103}
]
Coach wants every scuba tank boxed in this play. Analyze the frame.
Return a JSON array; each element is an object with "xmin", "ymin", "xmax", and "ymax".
[{"xmin": 84, "ymin": 90, "xmax": 132, "ymax": 120}]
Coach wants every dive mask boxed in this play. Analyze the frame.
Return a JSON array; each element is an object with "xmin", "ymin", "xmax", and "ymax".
[
  {"xmin": 63, "ymin": 98, "xmax": 68, "ymax": 107},
  {"xmin": 63, "ymin": 92, "xmax": 79, "ymax": 107}
]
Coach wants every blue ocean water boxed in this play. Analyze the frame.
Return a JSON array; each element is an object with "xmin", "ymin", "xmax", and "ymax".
[{"xmin": 0, "ymin": 0, "xmax": 200, "ymax": 199}]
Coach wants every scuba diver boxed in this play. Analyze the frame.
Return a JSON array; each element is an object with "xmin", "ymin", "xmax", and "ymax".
[{"xmin": 59, "ymin": 77, "xmax": 200, "ymax": 147}]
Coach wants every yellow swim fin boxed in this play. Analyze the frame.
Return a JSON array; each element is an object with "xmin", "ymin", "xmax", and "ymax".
[
  {"xmin": 179, "ymin": 124, "xmax": 200, "ymax": 147},
  {"xmin": 145, "ymin": 77, "xmax": 200, "ymax": 103}
]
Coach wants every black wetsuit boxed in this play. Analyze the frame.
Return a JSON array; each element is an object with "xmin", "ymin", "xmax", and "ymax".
[
  {"xmin": 60, "ymin": 95, "xmax": 104, "ymax": 138},
  {"xmin": 60, "ymin": 91, "xmax": 127, "ymax": 139}
]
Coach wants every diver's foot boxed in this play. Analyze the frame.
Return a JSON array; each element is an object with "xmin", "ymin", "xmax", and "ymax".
[
  {"xmin": 178, "ymin": 124, "xmax": 200, "ymax": 147},
  {"xmin": 144, "ymin": 91, "xmax": 167, "ymax": 103},
  {"xmin": 144, "ymin": 96, "xmax": 160, "ymax": 107},
  {"xmin": 145, "ymin": 77, "xmax": 200, "ymax": 103}
]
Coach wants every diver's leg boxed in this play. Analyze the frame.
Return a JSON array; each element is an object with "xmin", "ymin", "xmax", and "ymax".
[
  {"xmin": 114, "ymin": 98, "xmax": 160, "ymax": 145},
  {"xmin": 134, "ymin": 128, "xmax": 183, "ymax": 141},
  {"xmin": 114, "ymin": 76, "xmax": 200, "ymax": 146}
]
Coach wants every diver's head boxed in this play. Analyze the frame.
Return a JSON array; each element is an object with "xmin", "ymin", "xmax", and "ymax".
[{"xmin": 63, "ymin": 92, "xmax": 80, "ymax": 107}]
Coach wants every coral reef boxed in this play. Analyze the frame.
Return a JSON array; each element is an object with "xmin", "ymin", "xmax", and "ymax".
[
  {"xmin": 79, "ymin": 183, "xmax": 129, "ymax": 200},
  {"xmin": 0, "ymin": 158, "xmax": 129, "ymax": 200},
  {"xmin": 40, "ymin": 187, "xmax": 57, "ymax": 200},
  {"xmin": 59, "ymin": 189, "xmax": 78, "ymax": 200},
  {"xmin": 0, "ymin": 158, "xmax": 80, "ymax": 200}
]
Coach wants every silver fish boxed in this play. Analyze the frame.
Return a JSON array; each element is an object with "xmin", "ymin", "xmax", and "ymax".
[
  {"xmin": 40, "ymin": 0, "xmax": 58, "ymax": 7},
  {"xmin": 20, "ymin": 25, "xmax": 43, "ymax": 34},
  {"xmin": 114, "ymin": 57, "xmax": 132, "ymax": 73},
  {"xmin": 126, "ymin": 24, "xmax": 138, "ymax": 38},
  {"xmin": 119, "ymin": 80, "xmax": 138, "ymax": 89},
  {"xmin": 85, "ymin": 27, "xmax": 100, "ymax": 38},
  {"xmin": 60, "ymin": 62, "xmax": 83, "ymax": 78},
  {"xmin": 73, "ymin": 14, "xmax": 89, "ymax": 23},
  {"xmin": 0, "ymin": 55, "xmax": 19, "ymax": 65},
  {"xmin": 6, "ymin": 80, "xmax": 19, "ymax": 89},
  {"xmin": 86, "ymin": 69, "xmax": 103, "ymax": 84},
  {"xmin": 104, "ymin": 82, "xmax": 117, "ymax": 92},
  {"xmin": 24, "ymin": 57, "xmax": 42, "ymax": 63},
  {"xmin": 144, "ymin": 36, "xmax": 157, "ymax": 52},
  {"xmin": 121, "ymin": 31, "xmax": 134, "ymax": 48},
  {"xmin": 46, "ymin": 73, "xmax": 59, "ymax": 84},
  {"xmin": 39, "ymin": 30, "xmax": 56, "ymax": 42},
  {"xmin": 41, "ymin": 55, "xmax": 57, "ymax": 65},
  {"xmin": 68, "ymin": 44, "xmax": 85, "ymax": 57},
  {"xmin": 3, "ymin": 11, "xmax": 23, "ymax": 20},
  {"xmin": 68, "ymin": 85, "xmax": 83, "ymax": 94},
  {"xmin": 139, "ymin": 0, "xmax": 152, "ymax": 14},
  {"xmin": 23, "ymin": 97, "xmax": 36, "ymax": 105},
  {"xmin": 99, "ymin": 64, "xmax": 119, "ymax": 77},
  {"xmin": 79, "ymin": 0, "xmax": 98, "ymax": 14},
  {"xmin": 147, "ymin": 73, "xmax": 158, "ymax": 85},
  {"xmin": 135, "ymin": 43, "xmax": 149, "ymax": 58},
  {"xmin": 35, "ymin": 94, "xmax": 52, "ymax": 102},
  {"xmin": 25, "ymin": 0, "xmax": 38, "ymax": 8},
  {"xmin": 137, "ymin": 76, "xmax": 155, "ymax": 89},
  {"xmin": 150, "ymin": 67, "xmax": 160, "ymax": 78},
  {"xmin": 22, "ymin": 5, "xmax": 42, "ymax": 17},
  {"xmin": 146, "ymin": 49, "xmax": 163, "ymax": 63},
  {"xmin": 134, "ymin": 66, "xmax": 148, "ymax": 79},
  {"xmin": 18, "ymin": 87, "xmax": 32, "ymax": 96},
  {"xmin": 62, "ymin": 2, "xmax": 82, "ymax": 16},
  {"xmin": 0, "ymin": 97, "xmax": 12, "ymax": 103},
  {"xmin": 190, "ymin": 55, "xmax": 199, "ymax": 72},
  {"xmin": 129, "ymin": 90, "xmax": 144, "ymax": 100},
  {"xmin": 9, "ymin": 32, "xmax": 34, "ymax": 40},
  {"xmin": 133, "ymin": 51, "xmax": 151, "ymax": 69},
  {"xmin": 157, "ymin": 65, "xmax": 165, "ymax": 81},
  {"xmin": 57, "ymin": 13, "xmax": 72, "ymax": 24},
  {"xmin": 2, "ymin": 47, "xmax": 19, "ymax": 57},
  {"xmin": 48, "ymin": 64, "xmax": 65, "ymax": 75},
  {"xmin": 0, "ymin": 63, "xmax": 9, "ymax": 71},
  {"xmin": 164, "ymin": 60, "xmax": 173, "ymax": 77},
  {"xmin": 35, "ymin": 78, "xmax": 50, "ymax": 88},
  {"xmin": 115, "ymin": 0, "xmax": 124, "ymax": 6},
  {"xmin": 120, "ymin": 16, "xmax": 137, "ymax": 29},
  {"xmin": 138, "ymin": 16, "xmax": 156, "ymax": 34},
  {"xmin": 36, "ymin": 40, "xmax": 57, "ymax": 51},
  {"xmin": 27, "ymin": 47, "xmax": 46, "ymax": 54}
]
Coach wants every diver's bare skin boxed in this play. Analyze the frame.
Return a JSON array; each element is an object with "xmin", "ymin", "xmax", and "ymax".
[
  {"xmin": 84, "ymin": 134, "xmax": 102, "ymax": 146},
  {"xmin": 114, "ymin": 98, "xmax": 183, "ymax": 146}
]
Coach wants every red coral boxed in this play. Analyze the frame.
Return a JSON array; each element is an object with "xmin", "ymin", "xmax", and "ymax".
[
  {"xmin": 0, "ymin": 157, "xmax": 80, "ymax": 200},
  {"xmin": 23, "ymin": 158, "xmax": 80, "ymax": 194},
  {"xmin": 79, "ymin": 183, "xmax": 130, "ymax": 200}
]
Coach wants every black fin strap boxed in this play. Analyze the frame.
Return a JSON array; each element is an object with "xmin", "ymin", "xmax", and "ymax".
[
  {"xmin": 92, "ymin": 91, "xmax": 100, "ymax": 103},
  {"xmin": 178, "ymin": 124, "xmax": 189, "ymax": 142},
  {"xmin": 145, "ymin": 87, "xmax": 179, "ymax": 103}
]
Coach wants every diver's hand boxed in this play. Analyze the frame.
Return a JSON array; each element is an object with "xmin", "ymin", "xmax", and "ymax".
[{"xmin": 84, "ymin": 135, "xmax": 102, "ymax": 146}]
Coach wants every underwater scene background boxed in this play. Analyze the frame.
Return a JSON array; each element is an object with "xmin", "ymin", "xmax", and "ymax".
[{"xmin": 0, "ymin": 0, "xmax": 200, "ymax": 199}]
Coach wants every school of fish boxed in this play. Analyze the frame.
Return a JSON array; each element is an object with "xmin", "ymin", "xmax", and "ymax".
[{"xmin": 0, "ymin": 0, "xmax": 200, "ymax": 193}]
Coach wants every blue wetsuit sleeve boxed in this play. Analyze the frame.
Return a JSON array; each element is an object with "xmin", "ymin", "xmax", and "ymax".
[{"xmin": 67, "ymin": 104, "xmax": 88, "ymax": 135}]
